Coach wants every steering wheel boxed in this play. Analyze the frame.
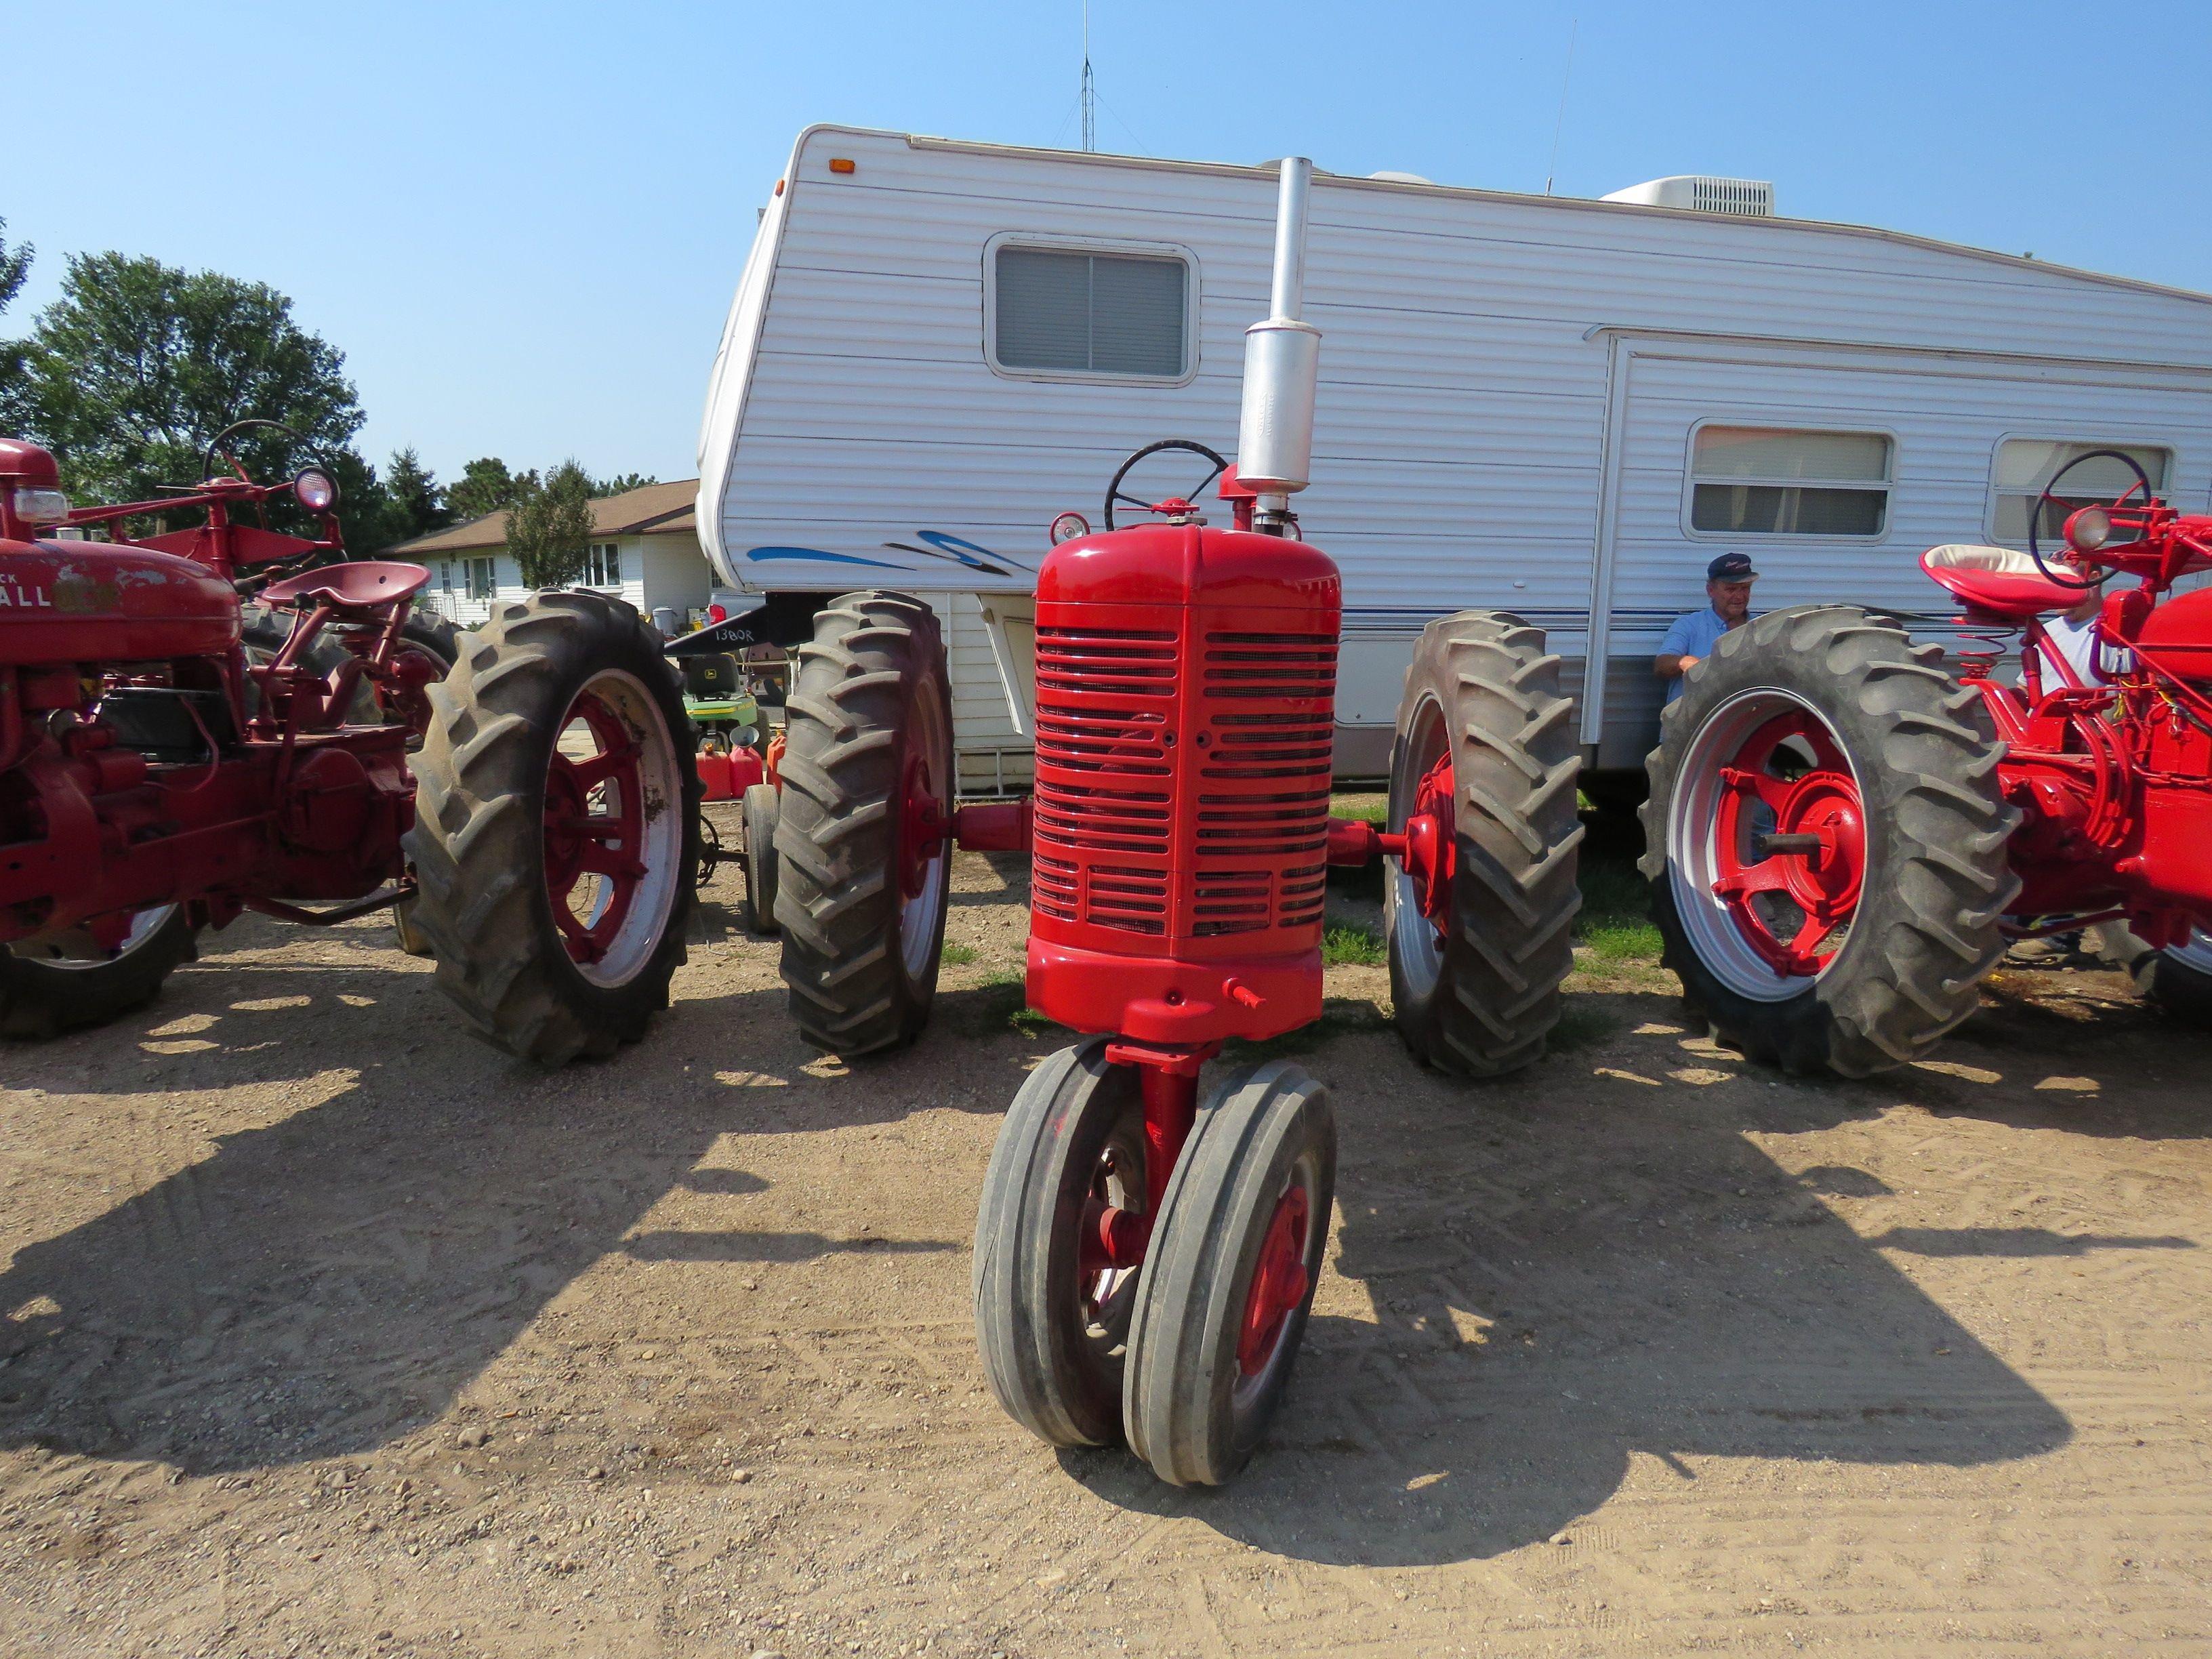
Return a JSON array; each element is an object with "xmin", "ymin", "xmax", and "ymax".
[
  {"xmin": 201, "ymin": 418, "xmax": 317, "ymax": 487},
  {"xmin": 2028, "ymin": 447, "xmax": 2156, "ymax": 590},
  {"xmin": 1103, "ymin": 439, "xmax": 1228, "ymax": 531}
]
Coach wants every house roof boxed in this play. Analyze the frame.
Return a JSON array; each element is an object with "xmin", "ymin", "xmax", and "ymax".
[{"xmin": 394, "ymin": 478, "xmax": 698, "ymax": 555}]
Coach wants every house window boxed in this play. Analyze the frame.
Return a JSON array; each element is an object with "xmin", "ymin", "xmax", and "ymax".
[
  {"xmin": 1991, "ymin": 439, "xmax": 2171, "ymax": 544},
  {"xmin": 991, "ymin": 245, "xmax": 1189, "ymax": 379},
  {"xmin": 1689, "ymin": 426, "xmax": 1893, "ymax": 537},
  {"xmin": 438, "ymin": 561, "xmax": 455, "ymax": 592},
  {"xmin": 466, "ymin": 556, "xmax": 496, "ymax": 599},
  {"xmin": 584, "ymin": 543, "xmax": 622, "ymax": 587}
]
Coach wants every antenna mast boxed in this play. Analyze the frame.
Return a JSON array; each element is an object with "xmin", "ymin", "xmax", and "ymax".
[
  {"xmin": 1081, "ymin": 1, "xmax": 1097, "ymax": 152},
  {"xmin": 1544, "ymin": 18, "xmax": 1578, "ymax": 197}
]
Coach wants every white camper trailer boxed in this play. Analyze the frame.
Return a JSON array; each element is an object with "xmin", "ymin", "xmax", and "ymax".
[{"xmin": 695, "ymin": 125, "xmax": 2212, "ymax": 794}]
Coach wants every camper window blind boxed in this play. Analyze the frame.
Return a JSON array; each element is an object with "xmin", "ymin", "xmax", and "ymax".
[
  {"xmin": 1991, "ymin": 439, "xmax": 2171, "ymax": 544},
  {"xmin": 1690, "ymin": 426, "xmax": 1893, "ymax": 537},
  {"xmin": 994, "ymin": 247, "xmax": 1187, "ymax": 378}
]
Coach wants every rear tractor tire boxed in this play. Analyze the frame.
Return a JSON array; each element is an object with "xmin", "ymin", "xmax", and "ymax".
[
  {"xmin": 1640, "ymin": 605, "xmax": 2020, "ymax": 1076},
  {"xmin": 774, "ymin": 591, "xmax": 953, "ymax": 1055},
  {"xmin": 404, "ymin": 590, "xmax": 701, "ymax": 1065},
  {"xmin": 1, "ymin": 906, "xmax": 201, "ymax": 1040},
  {"xmin": 1386, "ymin": 611, "xmax": 1584, "ymax": 1077}
]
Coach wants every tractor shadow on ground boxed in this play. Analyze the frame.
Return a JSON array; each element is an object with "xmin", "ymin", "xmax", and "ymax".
[
  {"xmin": 0, "ymin": 924, "xmax": 1021, "ymax": 1477},
  {"xmin": 1067, "ymin": 987, "xmax": 2203, "ymax": 1565}
]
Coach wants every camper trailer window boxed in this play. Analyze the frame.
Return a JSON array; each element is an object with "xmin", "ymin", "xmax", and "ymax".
[
  {"xmin": 1991, "ymin": 439, "xmax": 2171, "ymax": 544},
  {"xmin": 991, "ymin": 245, "xmax": 1188, "ymax": 380},
  {"xmin": 1689, "ymin": 426, "xmax": 1892, "ymax": 537}
]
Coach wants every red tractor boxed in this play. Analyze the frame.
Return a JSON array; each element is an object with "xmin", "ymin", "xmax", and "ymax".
[
  {"xmin": 1, "ymin": 426, "xmax": 699, "ymax": 1060},
  {"xmin": 757, "ymin": 162, "xmax": 1585, "ymax": 1483},
  {"xmin": 1643, "ymin": 450, "xmax": 2212, "ymax": 1075}
]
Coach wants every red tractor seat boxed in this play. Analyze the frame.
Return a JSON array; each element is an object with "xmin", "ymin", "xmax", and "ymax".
[
  {"xmin": 1920, "ymin": 544, "xmax": 2085, "ymax": 621},
  {"xmin": 260, "ymin": 560, "xmax": 431, "ymax": 613}
]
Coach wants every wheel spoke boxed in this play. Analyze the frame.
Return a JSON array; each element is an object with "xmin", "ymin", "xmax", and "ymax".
[
  {"xmin": 1714, "ymin": 857, "xmax": 1793, "ymax": 899},
  {"xmin": 554, "ymin": 813, "xmax": 632, "ymax": 841},
  {"xmin": 563, "ymin": 740, "xmax": 640, "ymax": 794},
  {"xmin": 1721, "ymin": 765, "xmax": 1793, "ymax": 816},
  {"xmin": 579, "ymin": 843, "xmax": 647, "ymax": 881}
]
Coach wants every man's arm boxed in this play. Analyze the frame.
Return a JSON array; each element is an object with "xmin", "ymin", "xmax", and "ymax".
[{"xmin": 1655, "ymin": 615, "xmax": 1697, "ymax": 682}]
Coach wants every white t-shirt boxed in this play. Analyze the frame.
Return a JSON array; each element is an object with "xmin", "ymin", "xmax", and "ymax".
[{"xmin": 2038, "ymin": 613, "xmax": 2100, "ymax": 685}]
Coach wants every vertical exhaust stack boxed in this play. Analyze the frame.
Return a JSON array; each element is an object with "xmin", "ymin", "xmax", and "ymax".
[{"xmin": 1235, "ymin": 157, "xmax": 1321, "ymax": 529}]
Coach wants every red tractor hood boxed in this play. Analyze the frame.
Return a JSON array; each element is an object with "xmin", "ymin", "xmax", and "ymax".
[{"xmin": 1, "ymin": 537, "xmax": 241, "ymax": 666}]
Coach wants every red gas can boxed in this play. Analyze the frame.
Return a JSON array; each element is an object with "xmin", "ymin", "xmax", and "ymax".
[{"xmin": 1023, "ymin": 520, "xmax": 1341, "ymax": 1046}]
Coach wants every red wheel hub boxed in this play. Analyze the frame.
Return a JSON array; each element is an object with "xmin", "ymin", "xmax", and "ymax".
[
  {"xmin": 1397, "ymin": 750, "xmax": 1456, "ymax": 935},
  {"xmin": 897, "ymin": 752, "xmax": 949, "ymax": 901},
  {"xmin": 542, "ymin": 689, "xmax": 647, "ymax": 965},
  {"xmin": 1711, "ymin": 710, "xmax": 1866, "ymax": 977},
  {"xmin": 1237, "ymin": 1183, "xmax": 1311, "ymax": 1378}
]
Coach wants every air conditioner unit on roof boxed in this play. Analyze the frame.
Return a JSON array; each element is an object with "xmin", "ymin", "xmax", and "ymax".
[{"xmin": 1601, "ymin": 175, "xmax": 1774, "ymax": 217}]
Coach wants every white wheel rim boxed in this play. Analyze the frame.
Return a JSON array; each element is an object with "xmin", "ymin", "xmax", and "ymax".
[
  {"xmin": 1387, "ymin": 693, "xmax": 1447, "ymax": 1002},
  {"xmin": 9, "ymin": 905, "xmax": 177, "ymax": 969},
  {"xmin": 898, "ymin": 691, "xmax": 951, "ymax": 983},
  {"xmin": 1668, "ymin": 687, "xmax": 1860, "ymax": 1004},
  {"xmin": 554, "ymin": 668, "xmax": 685, "ymax": 989}
]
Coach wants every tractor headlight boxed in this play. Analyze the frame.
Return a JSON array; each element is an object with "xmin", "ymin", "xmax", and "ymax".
[
  {"xmin": 12, "ymin": 487, "xmax": 70, "ymax": 525},
  {"xmin": 2065, "ymin": 505, "xmax": 2112, "ymax": 553},
  {"xmin": 293, "ymin": 467, "xmax": 340, "ymax": 512},
  {"xmin": 1049, "ymin": 511, "xmax": 1090, "ymax": 546}
]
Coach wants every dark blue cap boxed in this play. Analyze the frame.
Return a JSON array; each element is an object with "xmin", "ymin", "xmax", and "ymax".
[{"xmin": 1706, "ymin": 552, "xmax": 1758, "ymax": 581}]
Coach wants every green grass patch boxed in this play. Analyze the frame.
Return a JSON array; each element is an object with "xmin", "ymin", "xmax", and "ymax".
[
  {"xmin": 1322, "ymin": 922, "xmax": 1385, "ymax": 967},
  {"xmin": 941, "ymin": 942, "xmax": 979, "ymax": 966},
  {"xmin": 1331, "ymin": 790, "xmax": 1388, "ymax": 825}
]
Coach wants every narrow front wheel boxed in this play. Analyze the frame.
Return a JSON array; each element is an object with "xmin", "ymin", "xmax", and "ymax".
[
  {"xmin": 972, "ymin": 1040, "xmax": 1148, "ymax": 1448},
  {"xmin": 1122, "ymin": 1060, "xmax": 1335, "ymax": 1486}
]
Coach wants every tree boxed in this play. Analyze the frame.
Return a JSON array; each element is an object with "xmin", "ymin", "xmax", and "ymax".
[
  {"xmin": 507, "ymin": 459, "xmax": 596, "ymax": 589},
  {"xmin": 0, "ymin": 218, "xmax": 28, "ymax": 317},
  {"xmin": 7, "ymin": 253, "xmax": 365, "ymax": 516},
  {"xmin": 385, "ymin": 446, "xmax": 452, "ymax": 542},
  {"xmin": 592, "ymin": 470, "xmax": 659, "ymax": 497},
  {"xmin": 446, "ymin": 456, "xmax": 535, "ymax": 523},
  {"xmin": 0, "ymin": 219, "xmax": 33, "ymax": 432}
]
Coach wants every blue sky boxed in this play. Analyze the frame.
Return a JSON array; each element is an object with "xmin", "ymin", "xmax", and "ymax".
[{"xmin": 11, "ymin": 0, "xmax": 2209, "ymax": 489}]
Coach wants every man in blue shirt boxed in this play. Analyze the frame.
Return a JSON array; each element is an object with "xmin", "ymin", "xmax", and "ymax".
[{"xmin": 1656, "ymin": 552, "xmax": 1759, "ymax": 703}]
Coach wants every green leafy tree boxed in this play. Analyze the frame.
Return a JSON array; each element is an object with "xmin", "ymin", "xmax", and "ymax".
[
  {"xmin": 385, "ymin": 446, "xmax": 452, "ymax": 541},
  {"xmin": 0, "ymin": 218, "xmax": 28, "ymax": 317},
  {"xmin": 446, "ymin": 456, "xmax": 535, "ymax": 522},
  {"xmin": 7, "ymin": 253, "xmax": 365, "ymax": 517},
  {"xmin": 0, "ymin": 219, "xmax": 35, "ymax": 431},
  {"xmin": 507, "ymin": 459, "xmax": 596, "ymax": 588},
  {"xmin": 592, "ymin": 470, "xmax": 659, "ymax": 497}
]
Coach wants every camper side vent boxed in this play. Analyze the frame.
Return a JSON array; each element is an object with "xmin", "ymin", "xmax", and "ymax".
[{"xmin": 1600, "ymin": 175, "xmax": 1774, "ymax": 217}]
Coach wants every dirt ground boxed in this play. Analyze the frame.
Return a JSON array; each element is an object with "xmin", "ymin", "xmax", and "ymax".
[{"xmin": 3, "ymin": 811, "xmax": 2209, "ymax": 1658}]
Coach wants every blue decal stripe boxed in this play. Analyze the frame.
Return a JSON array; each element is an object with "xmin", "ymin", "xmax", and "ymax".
[{"xmin": 744, "ymin": 546, "xmax": 905, "ymax": 569}]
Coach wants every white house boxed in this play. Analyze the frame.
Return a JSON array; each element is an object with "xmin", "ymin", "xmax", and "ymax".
[{"xmin": 397, "ymin": 479, "xmax": 720, "ymax": 631}]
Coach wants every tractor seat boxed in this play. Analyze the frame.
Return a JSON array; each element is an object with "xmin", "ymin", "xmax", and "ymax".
[
  {"xmin": 260, "ymin": 560, "xmax": 431, "ymax": 613},
  {"xmin": 682, "ymin": 653, "xmax": 742, "ymax": 700},
  {"xmin": 1920, "ymin": 544, "xmax": 2083, "ymax": 621}
]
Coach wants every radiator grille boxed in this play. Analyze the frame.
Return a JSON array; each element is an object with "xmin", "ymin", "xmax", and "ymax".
[{"xmin": 1031, "ymin": 621, "xmax": 1336, "ymax": 943}]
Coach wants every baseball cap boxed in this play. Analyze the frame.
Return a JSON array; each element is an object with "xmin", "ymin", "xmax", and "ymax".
[{"xmin": 1706, "ymin": 552, "xmax": 1759, "ymax": 581}]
